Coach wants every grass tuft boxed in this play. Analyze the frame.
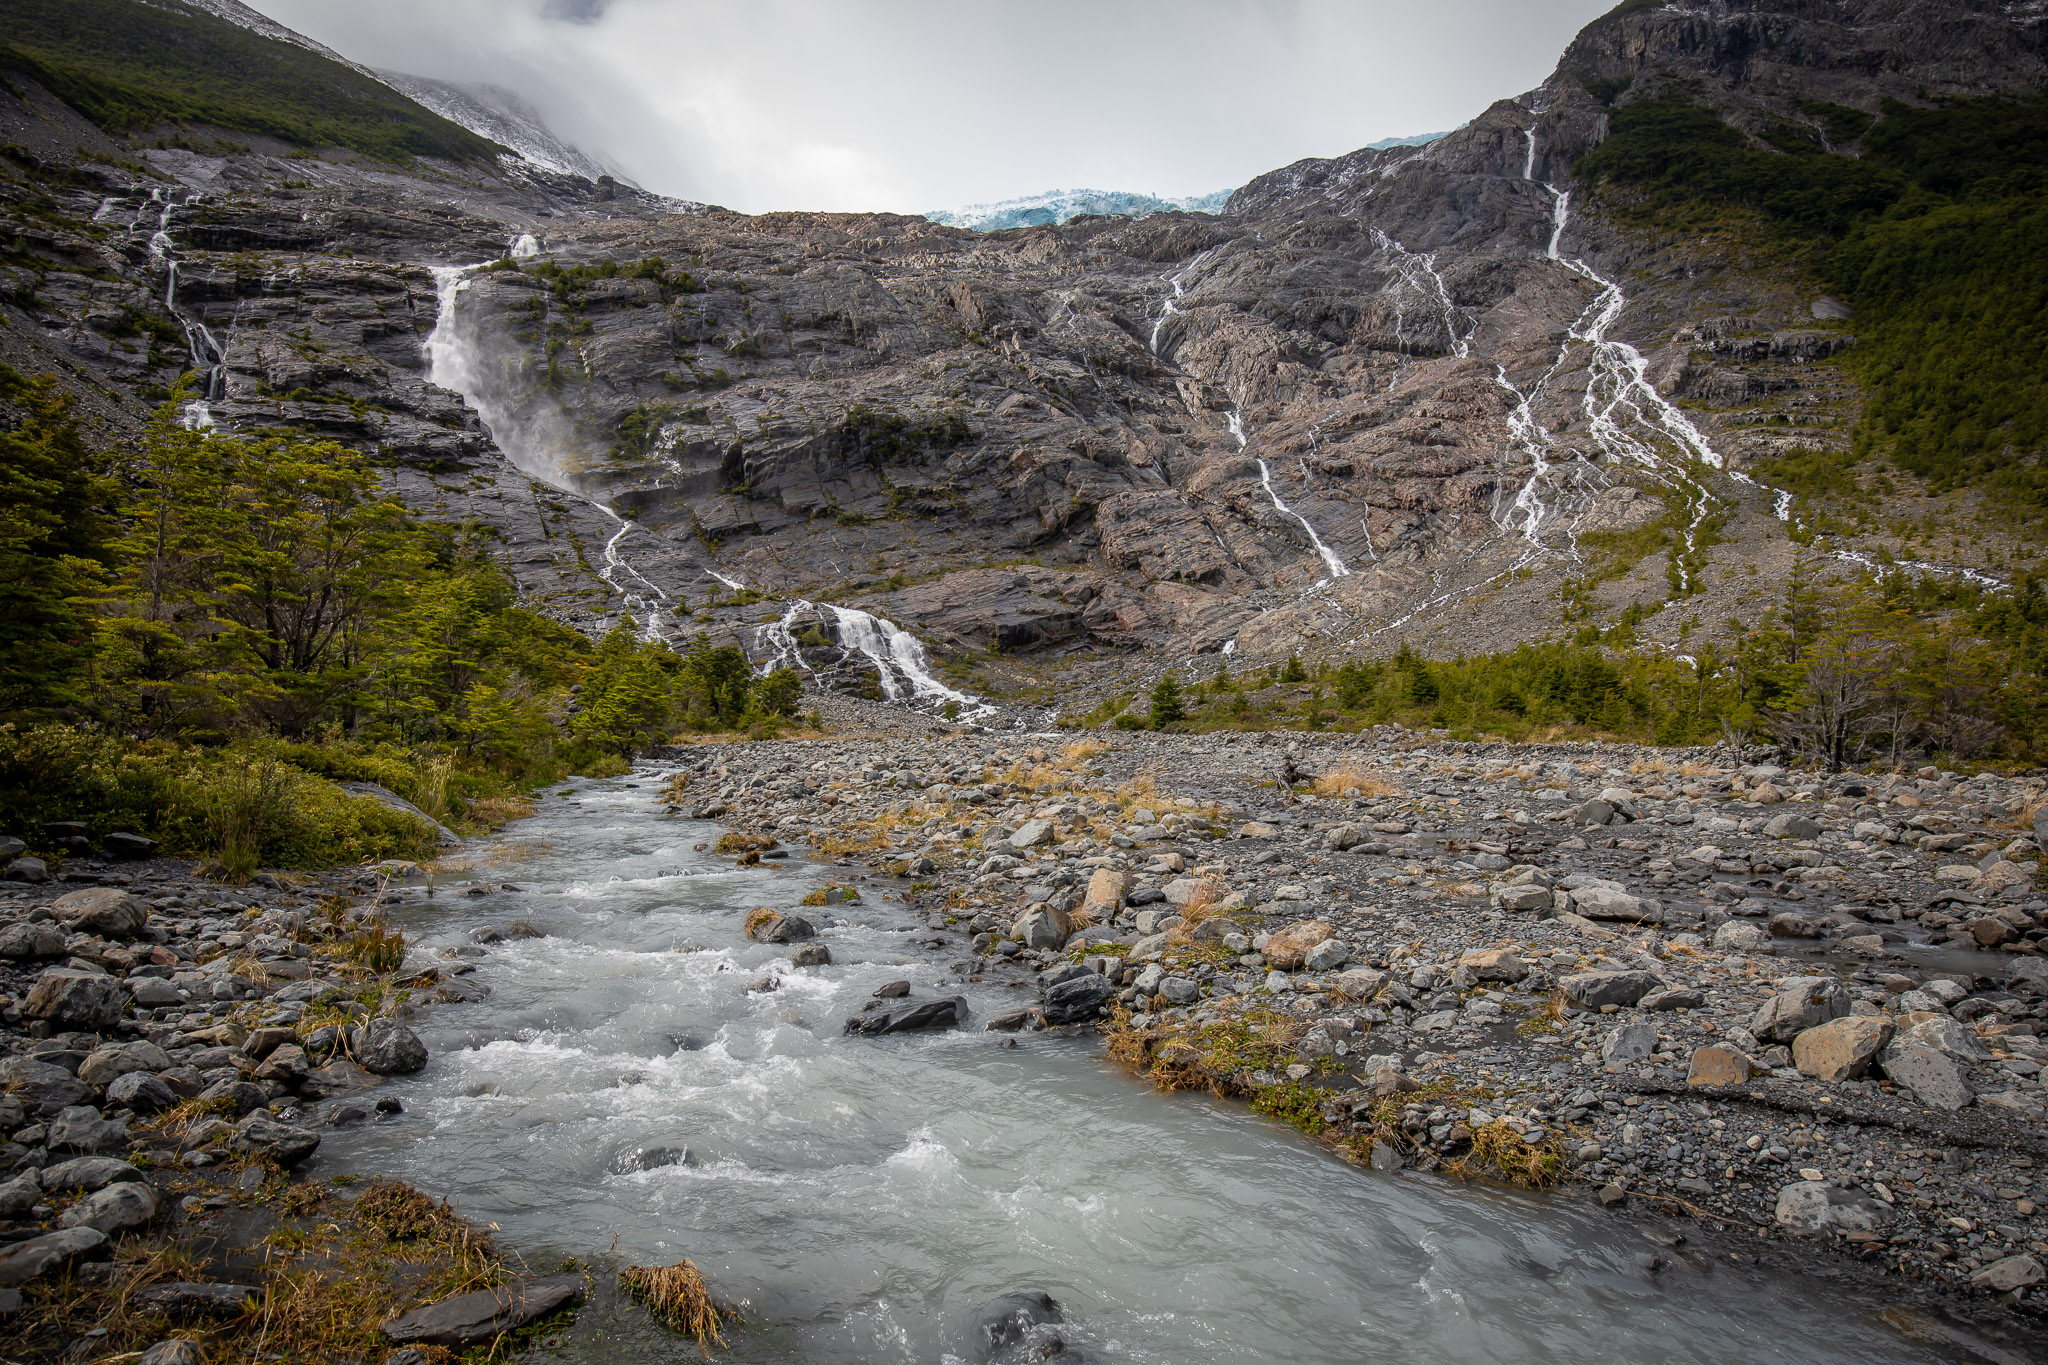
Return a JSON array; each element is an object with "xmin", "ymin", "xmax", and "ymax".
[{"xmin": 619, "ymin": 1259, "xmax": 733, "ymax": 1354}]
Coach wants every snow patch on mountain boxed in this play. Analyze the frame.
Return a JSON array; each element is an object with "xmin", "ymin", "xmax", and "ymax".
[
  {"xmin": 927, "ymin": 188, "xmax": 1232, "ymax": 232},
  {"xmin": 375, "ymin": 72, "xmax": 628, "ymax": 184}
]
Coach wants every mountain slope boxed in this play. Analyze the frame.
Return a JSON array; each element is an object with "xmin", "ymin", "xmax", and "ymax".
[
  {"xmin": 374, "ymin": 71, "xmax": 627, "ymax": 184},
  {"xmin": 0, "ymin": 0, "xmax": 503, "ymax": 164}
]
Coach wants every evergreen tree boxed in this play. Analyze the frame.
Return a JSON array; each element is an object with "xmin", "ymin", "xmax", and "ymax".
[{"xmin": 1150, "ymin": 672, "xmax": 1187, "ymax": 728}]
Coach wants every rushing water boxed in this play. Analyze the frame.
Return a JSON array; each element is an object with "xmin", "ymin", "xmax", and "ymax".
[{"xmin": 318, "ymin": 769, "xmax": 1980, "ymax": 1365}]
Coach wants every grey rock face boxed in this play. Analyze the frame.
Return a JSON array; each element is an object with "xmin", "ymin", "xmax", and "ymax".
[{"xmin": 1751, "ymin": 977, "xmax": 1849, "ymax": 1043}]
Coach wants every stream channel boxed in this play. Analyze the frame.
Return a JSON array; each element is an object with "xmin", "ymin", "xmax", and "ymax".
[{"xmin": 316, "ymin": 768, "xmax": 1988, "ymax": 1364}]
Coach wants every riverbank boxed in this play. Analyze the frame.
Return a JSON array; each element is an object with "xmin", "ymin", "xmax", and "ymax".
[
  {"xmin": 660, "ymin": 710, "xmax": 2048, "ymax": 1347},
  {"xmin": 3, "ymin": 717, "xmax": 2045, "ymax": 1361}
]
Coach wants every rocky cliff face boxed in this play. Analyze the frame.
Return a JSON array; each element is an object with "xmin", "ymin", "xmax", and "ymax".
[{"xmin": 2, "ymin": 0, "xmax": 2040, "ymax": 708}]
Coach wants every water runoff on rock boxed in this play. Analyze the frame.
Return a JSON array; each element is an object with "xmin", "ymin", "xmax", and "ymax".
[
  {"xmin": 757, "ymin": 601, "xmax": 992, "ymax": 719},
  {"xmin": 315, "ymin": 777, "xmax": 1980, "ymax": 1365},
  {"xmin": 1231, "ymin": 409, "xmax": 1351, "ymax": 585}
]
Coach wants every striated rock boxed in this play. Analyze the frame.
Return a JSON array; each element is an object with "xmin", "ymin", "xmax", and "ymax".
[{"xmin": 382, "ymin": 1276, "xmax": 585, "ymax": 1346}]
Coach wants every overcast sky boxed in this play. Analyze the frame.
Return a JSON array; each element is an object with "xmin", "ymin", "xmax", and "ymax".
[{"xmin": 249, "ymin": 0, "xmax": 1615, "ymax": 214}]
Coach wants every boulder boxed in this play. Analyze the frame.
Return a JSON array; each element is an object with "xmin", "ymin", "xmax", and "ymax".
[
  {"xmin": 790, "ymin": 942, "xmax": 832, "ymax": 967},
  {"xmin": 1320, "ymin": 824, "xmax": 1371, "ymax": 852},
  {"xmin": 1457, "ymin": 949, "xmax": 1528, "ymax": 983},
  {"xmin": 1559, "ymin": 970, "xmax": 1660, "ymax": 1010},
  {"xmin": 1493, "ymin": 883, "xmax": 1554, "ymax": 913},
  {"xmin": 1082, "ymin": 868, "xmax": 1127, "ymax": 916},
  {"xmin": 48, "ymin": 1106, "xmax": 130, "ymax": 1154},
  {"xmin": 1763, "ymin": 812, "xmax": 1822, "ymax": 840},
  {"xmin": 38, "ymin": 1157, "xmax": 145, "ymax": 1192},
  {"xmin": 1011, "ymin": 905, "xmax": 1070, "ymax": 950},
  {"xmin": 972, "ymin": 1291, "xmax": 1063, "ymax": 1354},
  {"xmin": 78, "ymin": 1042, "xmax": 171, "ymax": 1088},
  {"xmin": 1750, "ymin": 976, "xmax": 1849, "ymax": 1043},
  {"xmin": 232, "ymin": 1115, "xmax": 321, "ymax": 1166},
  {"xmin": 1638, "ymin": 986, "xmax": 1704, "ymax": 1011},
  {"xmin": 1687, "ymin": 1046, "xmax": 1758, "ymax": 1087},
  {"xmin": 1007, "ymin": 820, "xmax": 1056, "ymax": 850},
  {"xmin": 1301, "ymin": 939, "xmax": 1350, "ymax": 972},
  {"xmin": 56, "ymin": 1180, "xmax": 160, "ymax": 1234},
  {"xmin": 254, "ymin": 1044, "xmax": 310, "ymax": 1085},
  {"xmin": 0, "ymin": 1227, "xmax": 107, "ymax": 1287},
  {"xmin": 299, "ymin": 1059, "xmax": 380, "ymax": 1100},
  {"xmin": 745, "ymin": 911, "xmax": 816, "ymax": 944},
  {"xmin": 105, "ymin": 1072, "xmax": 177, "ymax": 1114},
  {"xmin": 382, "ymin": 1276, "xmax": 586, "ymax": 1347},
  {"xmin": 1600, "ymin": 1022, "xmax": 1659, "ymax": 1067},
  {"xmin": 0, "ymin": 1055, "xmax": 92, "ymax": 1114},
  {"xmin": 198, "ymin": 1080, "xmax": 268, "ymax": 1115},
  {"xmin": 0, "ymin": 921, "xmax": 66, "ymax": 960},
  {"xmin": 1713, "ymin": 921, "xmax": 1771, "ymax": 952},
  {"xmin": 51, "ymin": 888, "xmax": 148, "ymax": 940},
  {"xmin": 1879, "ymin": 1042, "xmax": 1974, "ymax": 1111},
  {"xmin": 3, "ymin": 857, "xmax": 50, "ymax": 883},
  {"xmin": 844, "ymin": 997, "xmax": 969, "ymax": 1036},
  {"xmin": 0, "ymin": 1174, "xmax": 39, "ymax": 1218},
  {"xmin": 1042, "ymin": 974, "xmax": 1117, "ymax": 1025},
  {"xmin": 1972, "ymin": 1254, "xmax": 2045, "ymax": 1292},
  {"xmin": 1262, "ymin": 921, "xmax": 1335, "ymax": 971},
  {"xmin": 1893, "ymin": 1012, "xmax": 1989, "ymax": 1063},
  {"xmin": 1791, "ymin": 1016, "xmax": 1893, "ymax": 1082},
  {"xmin": 1332, "ymin": 967, "xmax": 1388, "ymax": 999},
  {"xmin": 1774, "ymin": 1181, "xmax": 1892, "ymax": 1235},
  {"xmin": 1569, "ymin": 885, "xmax": 1661, "ymax": 923},
  {"xmin": 101, "ymin": 832, "xmax": 158, "ymax": 861},
  {"xmin": 128, "ymin": 977, "xmax": 185, "ymax": 1008},
  {"xmin": 355, "ymin": 1021, "xmax": 429, "ymax": 1075},
  {"xmin": 22, "ymin": 969, "xmax": 126, "ymax": 1030}
]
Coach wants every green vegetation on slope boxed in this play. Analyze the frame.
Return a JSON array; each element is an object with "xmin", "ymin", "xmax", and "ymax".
[
  {"xmin": 1577, "ymin": 89, "xmax": 2048, "ymax": 512},
  {"xmin": 0, "ymin": 0, "xmax": 501, "ymax": 164},
  {"xmin": 0, "ymin": 369, "xmax": 801, "ymax": 869}
]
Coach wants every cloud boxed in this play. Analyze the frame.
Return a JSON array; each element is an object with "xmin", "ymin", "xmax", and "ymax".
[{"xmin": 248, "ymin": 0, "xmax": 1616, "ymax": 214}]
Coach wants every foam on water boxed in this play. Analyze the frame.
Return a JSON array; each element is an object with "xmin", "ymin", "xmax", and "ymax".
[{"xmin": 315, "ymin": 769, "xmax": 1978, "ymax": 1365}]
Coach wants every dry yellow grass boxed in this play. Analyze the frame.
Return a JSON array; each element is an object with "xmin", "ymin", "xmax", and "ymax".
[
  {"xmin": 1310, "ymin": 765, "xmax": 1396, "ymax": 799},
  {"xmin": 619, "ymin": 1260, "xmax": 732, "ymax": 1354}
]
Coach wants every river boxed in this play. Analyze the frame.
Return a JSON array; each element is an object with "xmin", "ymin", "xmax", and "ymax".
[{"xmin": 315, "ymin": 767, "xmax": 1983, "ymax": 1364}]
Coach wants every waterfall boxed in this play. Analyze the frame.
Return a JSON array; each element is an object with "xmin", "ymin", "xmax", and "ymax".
[
  {"xmin": 511, "ymin": 233, "xmax": 542, "ymax": 259},
  {"xmin": 757, "ymin": 601, "xmax": 992, "ymax": 717},
  {"xmin": 1370, "ymin": 228, "xmax": 1471, "ymax": 359},
  {"xmin": 140, "ymin": 190, "xmax": 228, "ymax": 422},
  {"xmin": 1229, "ymin": 408, "xmax": 1348, "ymax": 582},
  {"xmin": 1147, "ymin": 248, "xmax": 1216, "ymax": 357}
]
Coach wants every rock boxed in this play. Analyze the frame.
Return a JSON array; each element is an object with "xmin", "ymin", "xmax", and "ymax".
[
  {"xmin": 3, "ymin": 857, "xmax": 49, "ymax": 883},
  {"xmin": 984, "ymin": 1008, "xmax": 1041, "ymax": 1032},
  {"xmin": 78, "ymin": 1042, "xmax": 172, "ymax": 1088},
  {"xmin": 1237, "ymin": 822, "xmax": 1278, "ymax": 839},
  {"xmin": 972, "ymin": 1291, "xmax": 1063, "ymax": 1353},
  {"xmin": 746, "ymin": 911, "xmax": 816, "ymax": 944},
  {"xmin": 1321, "ymin": 823, "xmax": 1370, "ymax": 852},
  {"xmin": 1879, "ymin": 1042, "xmax": 1974, "ymax": 1111},
  {"xmin": 1262, "ymin": 920, "xmax": 1334, "ymax": 971},
  {"xmin": 254, "ymin": 1044, "xmax": 310, "ymax": 1085},
  {"xmin": 844, "ymin": 997, "xmax": 969, "ymax": 1036},
  {"xmin": 0, "ymin": 921, "xmax": 66, "ymax": 959},
  {"xmin": 0, "ymin": 1174, "xmax": 40, "ymax": 1218},
  {"xmin": 0, "ymin": 1055, "xmax": 92, "ymax": 1114},
  {"xmin": 381, "ymin": 1275, "xmax": 586, "ymax": 1346},
  {"xmin": 199, "ymin": 1079, "xmax": 268, "ymax": 1115},
  {"xmin": 1774, "ymin": 1181, "xmax": 1892, "ymax": 1235},
  {"xmin": 1977, "ymin": 860, "xmax": 2034, "ymax": 895},
  {"xmin": 1008, "ymin": 820, "xmax": 1056, "ymax": 849},
  {"xmin": 1011, "ymin": 905, "xmax": 1070, "ymax": 950},
  {"xmin": 355, "ymin": 1020, "xmax": 429, "ymax": 1075},
  {"xmin": 1569, "ymin": 885, "xmax": 1661, "ymax": 923},
  {"xmin": 1559, "ymin": 970, "xmax": 1660, "ymax": 1010},
  {"xmin": 39, "ymin": 1157, "xmax": 145, "ymax": 1191},
  {"xmin": 133, "ymin": 1282, "xmax": 259, "ymax": 1315},
  {"xmin": 1600, "ymin": 1022, "xmax": 1659, "ymax": 1067},
  {"xmin": 1713, "ymin": 921, "xmax": 1771, "ymax": 952},
  {"xmin": 1301, "ymin": 938, "xmax": 1350, "ymax": 972},
  {"xmin": 1686, "ymin": 1046, "xmax": 1757, "ymax": 1087},
  {"xmin": 1892, "ymin": 1012, "xmax": 1989, "ymax": 1063},
  {"xmin": 57, "ymin": 1180, "xmax": 160, "ymax": 1234},
  {"xmin": 232, "ymin": 1115, "xmax": 321, "ymax": 1166},
  {"xmin": 299, "ymin": 1059, "xmax": 380, "ymax": 1100},
  {"xmin": 1750, "ymin": 976, "xmax": 1850, "ymax": 1043},
  {"xmin": 1082, "ymin": 868, "xmax": 1127, "ymax": 916},
  {"xmin": 1638, "ymin": 987, "xmax": 1703, "ymax": 1011},
  {"xmin": 128, "ymin": 977, "xmax": 185, "ymax": 1007},
  {"xmin": 51, "ymin": 888, "xmax": 149, "ymax": 939},
  {"xmin": 1493, "ymin": 883, "xmax": 1554, "ymax": 913},
  {"xmin": 22, "ymin": 969, "xmax": 126, "ymax": 1029},
  {"xmin": 1457, "ymin": 949, "xmax": 1528, "ymax": 983},
  {"xmin": 1332, "ymin": 967, "xmax": 1387, "ymax": 998},
  {"xmin": 1042, "ymin": 973, "xmax": 1117, "ymax": 1025},
  {"xmin": 48, "ymin": 1106, "xmax": 130, "ymax": 1154},
  {"xmin": 0, "ymin": 1227, "xmax": 107, "ymax": 1287},
  {"xmin": 790, "ymin": 942, "xmax": 832, "ymax": 967},
  {"xmin": 1791, "ymin": 1016, "xmax": 1893, "ymax": 1082},
  {"xmin": 1972, "ymin": 1254, "xmax": 2046, "ymax": 1292},
  {"xmin": 101, "ymin": 832, "xmax": 158, "ymax": 861},
  {"xmin": 138, "ymin": 1343, "xmax": 206, "ymax": 1365},
  {"xmin": 1764, "ymin": 812, "xmax": 1822, "ymax": 840}
]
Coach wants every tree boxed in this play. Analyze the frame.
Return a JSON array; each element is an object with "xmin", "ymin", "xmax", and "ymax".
[
  {"xmin": 1280, "ymin": 653, "xmax": 1309, "ymax": 683},
  {"xmin": 1150, "ymin": 672, "xmax": 1186, "ymax": 728}
]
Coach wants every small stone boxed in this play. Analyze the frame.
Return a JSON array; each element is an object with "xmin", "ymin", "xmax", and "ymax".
[{"xmin": 1598, "ymin": 1183, "xmax": 1627, "ymax": 1206}]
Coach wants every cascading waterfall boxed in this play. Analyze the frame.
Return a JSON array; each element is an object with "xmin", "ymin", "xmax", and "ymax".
[
  {"xmin": 1370, "ymin": 228, "xmax": 1471, "ymax": 359},
  {"xmin": 138, "ymin": 190, "xmax": 228, "ymax": 428},
  {"xmin": 1147, "ymin": 247, "xmax": 1216, "ymax": 356},
  {"xmin": 510, "ymin": 233, "xmax": 542, "ymax": 259},
  {"xmin": 757, "ymin": 601, "xmax": 991, "ymax": 717},
  {"xmin": 1230, "ymin": 408, "xmax": 1350, "ymax": 583}
]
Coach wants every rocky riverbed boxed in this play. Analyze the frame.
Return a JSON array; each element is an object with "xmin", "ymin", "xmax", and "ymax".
[
  {"xmin": 653, "ymin": 708, "xmax": 2048, "ymax": 1336},
  {"xmin": 3, "ymin": 718, "xmax": 2046, "ymax": 1358}
]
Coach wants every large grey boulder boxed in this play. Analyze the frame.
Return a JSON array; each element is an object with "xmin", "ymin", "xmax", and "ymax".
[
  {"xmin": 0, "ymin": 1174, "xmax": 39, "ymax": 1218},
  {"xmin": 0, "ymin": 1227, "xmax": 106, "ymax": 1287},
  {"xmin": 78, "ymin": 1042, "xmax": 171, "ymax": 1088},
  {"xmin": 38, "ymin": 1157, "xmax": 145, "ymax": 1192},
  {"xmin": 22, "ymin": 969, "xmax": 126, "ymax": 1029},
  {"xmin": 1007, "ymin": 820, "xmax": 1056, "ymax": 849},
  {"xmin": 51, "ymin": 888, "xmax": 149, "ymax": 940},
  {"xmin": 3, "ymin": 856, "xmax": 49, "ymax": 883},
  {"xmin": 0, "ymin": 1055, "xmax": 91, "ymax": 1114},
  {"xmin": 1560, "ymin": 970, "xmax": 1660, "ymax": 1010},
  {"xmin": 1879, "ymin": 1043, "xmax": 1974, "ymax": 1111},
  {"xmin": 1751, "ymin": 976, "xmax": 1849, "ymax": 1043},
  {"xmin": 106, "ymin": 1072, "xmax": 178, "ymax": 1114},
  {"xmin": 355, "ymin": 1020, "xmax": 429, "ymax": 1075},
  {"xmin": 57, "ymin": 1181, "xmax": 160, "ymax": 1234},
  {"xmin": 1041, "ymin": 973, "xmax": 1116, "ymax": 1024}
]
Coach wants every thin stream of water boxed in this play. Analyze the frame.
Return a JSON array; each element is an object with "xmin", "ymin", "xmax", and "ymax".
[{"xmin": 318, "ymin": 772, "xmax": 1975, "ymax": 1364}]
